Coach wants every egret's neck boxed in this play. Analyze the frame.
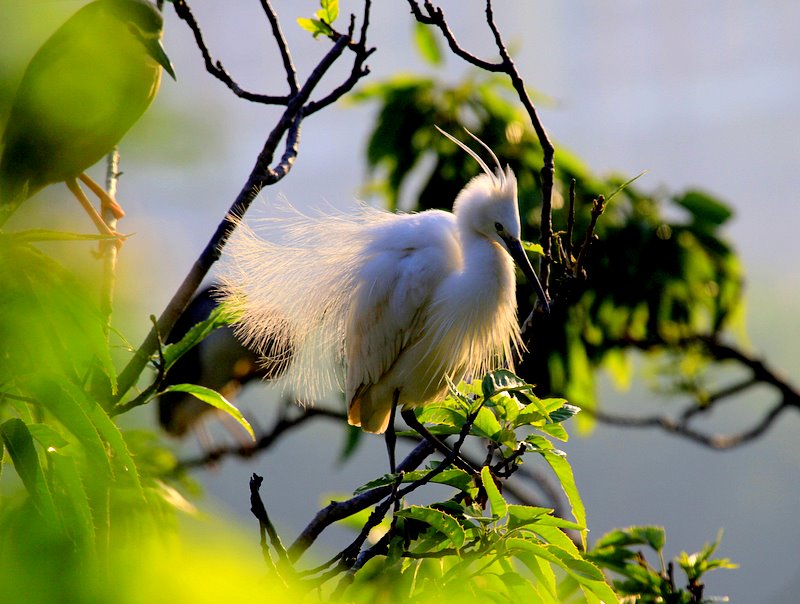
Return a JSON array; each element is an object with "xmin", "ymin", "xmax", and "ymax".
[{"xmin": 456, "ymin": 229, "xmax": 515, "ymax": 295}]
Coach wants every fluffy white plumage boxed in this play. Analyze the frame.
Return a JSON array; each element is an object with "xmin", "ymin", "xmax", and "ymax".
[{"xmin": 217, "ymin": 130, "xmax": 547, "ymax": 433}]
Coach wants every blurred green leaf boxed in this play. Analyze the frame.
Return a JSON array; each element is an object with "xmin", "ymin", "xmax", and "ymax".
[
  {"xmin": 160, "ymin": 384, "xmax": 254, "ymax": 441},
  {"xmin": 1, "ymin": 229, "xmax": 115, "ymax": 242},
  {"xmin": 413, "ymin": 22, "xmax": 442, "ymax": 65},
  {"xmin": 1, "ymin": 418, "xmax": 58, "ymax": 522},
  {"xmin": 675, "ymin": 189, "xmax": 733, "ymax": 227},
  {"xmin": 50, "ymin": 451, "xmax": 95, "ymax": 550}
]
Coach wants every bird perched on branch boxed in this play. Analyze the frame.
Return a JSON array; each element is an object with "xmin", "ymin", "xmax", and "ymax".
[
  {"xmin": 218, "ymin": 128, "xmax": 549, "ymax": 444},
  {"xmin": 0, "ymin": 0, "xmax": 175, "ymax": 235}
]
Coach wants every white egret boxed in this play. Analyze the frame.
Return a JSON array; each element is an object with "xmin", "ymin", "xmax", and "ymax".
[{"xmin": 217, "ymin": 128, "xmax": 549, "ymax": 445}]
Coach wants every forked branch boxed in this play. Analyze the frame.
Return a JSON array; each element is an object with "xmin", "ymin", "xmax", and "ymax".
[{"xmin": 113, "ymin": 1, "xmax": 374, "ymax": 405}]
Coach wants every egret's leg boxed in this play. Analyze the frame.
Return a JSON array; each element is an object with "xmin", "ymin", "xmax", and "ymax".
[
  {"xmin": 386, "ymin": 392, "xmax": 403, "ymax": 513},
  {"xmin": 65, "ymin": 178, "xmax": 117, "ymax": 236},
  {"xmin": 400, "ymin": 409, "xmax": 477, "ymax": 474},
  {"xmin": 78, "ymin": 172, "xmax": 125, "ymax": 219},
  {"xmin": 385, "ymin": 391, "xmax": 400, "ymax": 474}
]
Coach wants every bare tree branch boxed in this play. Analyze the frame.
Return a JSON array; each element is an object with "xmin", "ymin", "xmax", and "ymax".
[
  {"xmin": 172, "ymin": 0, "xmax": 289, "ymax": 104},
  {"xmin": 586, "ymin": 335, "xmax": 799, "ymax": 449},
  {"xmin": 407, "ymin": 0, "xmax": 556, "ymax": 303},
  {"xmin": 175, "ymin": 406, "xmax": 345, "ymax": 470},
  {"xmin": 113, "ymin": 1, "xmax": 375, "ymax": 405}
]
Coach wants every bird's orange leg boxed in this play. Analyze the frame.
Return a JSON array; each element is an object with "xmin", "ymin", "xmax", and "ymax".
[
  {"xmin": 78, "ymin": 172, "xmax": 125, "ymax": 219},
  {"xmin": 65, "ymin": 179, "xmax": 127, "ymax": 244}
]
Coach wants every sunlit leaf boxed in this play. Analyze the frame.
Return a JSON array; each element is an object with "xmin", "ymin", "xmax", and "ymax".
[
  {"xmin": 506, "ymin": 504, "xmax": 552, "ymax": 531},
  {"xmin": 161, "ymin": 304, "xmax": 234, "ymax": 372},
  {"xmin": 161, "ymin": 384, "xmax": 255, "ymax": 441},
  {"xmin": 481, "ymin": 466, "xmax": 507, "ymax": 520}
]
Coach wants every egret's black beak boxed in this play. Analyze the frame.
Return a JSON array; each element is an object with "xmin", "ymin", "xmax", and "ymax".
[{"xmin": 501, "ymin": 235, "xmax": 551, "ymax": 314}]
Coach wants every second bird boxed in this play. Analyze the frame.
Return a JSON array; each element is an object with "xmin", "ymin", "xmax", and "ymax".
[{"xmin": 0, "ymin": 0, "xmax": 175, "ymax": 232}]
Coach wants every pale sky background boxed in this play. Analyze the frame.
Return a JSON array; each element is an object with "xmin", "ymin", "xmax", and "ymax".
[{"xmin": 3, "ymin": 1, "xmax": 799, "ymax": 601}]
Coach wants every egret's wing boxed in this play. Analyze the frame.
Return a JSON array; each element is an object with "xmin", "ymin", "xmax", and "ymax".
[{"xmin": 345, "ymin": 212, "xmax": 460, "ymax": 421}]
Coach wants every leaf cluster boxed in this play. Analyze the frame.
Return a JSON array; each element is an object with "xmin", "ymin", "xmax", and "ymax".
[{"xmin": 588, "ymin": 526, "xmax": 737, "ymax": 603}]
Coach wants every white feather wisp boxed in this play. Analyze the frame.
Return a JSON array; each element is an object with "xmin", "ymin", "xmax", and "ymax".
[{"xmin": 216, "ymin": 200, "xmax": 394, "ymax": 402}]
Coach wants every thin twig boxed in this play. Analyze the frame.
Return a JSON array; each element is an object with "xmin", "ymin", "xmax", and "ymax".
[
  {"xmin": 250, "ymin": 473, "xmax": 291, "ymax": 568},
  {"xmin": 566, "ymin": 178, "xmax": 576, "ymax": 262},
  {"xmin": 409, "ymin": 0, "xmax": 556, "ymax": 356},
  {"xmin": 574, "ymin": 195, "xmax": 605, "ymax": 278},
  {"xmin": 172, "ymin": 0, "xmax": 289, "ymax": 104},
  {"xmin": 589, "ymin": 401, "xmax": 789, "ymax": 450},
  {"xmin": 258, "ymin": 0, "xmax": 299, "ymax": 95},
  {"xmin": 175, "ymin": 407, "xmax": 345, "ymax": 469}
]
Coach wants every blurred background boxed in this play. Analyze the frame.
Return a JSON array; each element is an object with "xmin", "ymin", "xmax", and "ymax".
[{"xmin": 2, "ymin": 1, "xmax": 798, "ymax": 601}]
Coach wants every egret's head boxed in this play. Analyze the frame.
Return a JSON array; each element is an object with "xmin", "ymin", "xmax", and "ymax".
[
  {"xmin": 452, "ymin": 167, "xmax": 522, "ymax": 246},
  {"xmin": 441, "ymin": 127, "xmax": 550, "ymax": 312}
]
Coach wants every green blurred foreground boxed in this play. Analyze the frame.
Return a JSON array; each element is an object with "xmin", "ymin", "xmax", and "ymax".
[{"xmin": 0, "ymin": 235, "xmax": 735, "ymax": 603}]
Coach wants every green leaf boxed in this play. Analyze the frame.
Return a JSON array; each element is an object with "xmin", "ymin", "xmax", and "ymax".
[
  {"xmin": 413, "ymin": 22, "xmax": 442, "ymax": 65},
  {"xmin": 481, "ymin": 466, "xmax": 507, "ymax": 520},
  {"xmin": 467, "ymin": 406, "xmax": 501, "ymax": 441},
  {"xmin": 605, "ymin": 170, "xmax": 648, "ymax": 204},
  {"xmin": 593, "ymin": 525, "xmax": 666, "ymax": 552},
  {"xmin": 548, "ymin": 404, "xmax": 581, "ymax": 424},
  {"xmin": 506, "ymin": 539, "xmax": 619, "ymax": 603},
  {"xmin": 482, "ymin": 369, "xmax": 530, "ymax": 400},
  {"xmin": 297, "ymin": 17, "xmax": 333, "ymax": 38},
  {"xmin": 522, "ymin": 240, "xmax": 545, "ymax": 256},
  {"xmin": 538, "ymin": 423, "xmax": 569, "ymax": 441},
  {"xmin": 396, "ymin": 505, "xmax": 466, "ymax": 549},
  {"xmin": 415, "ymin": 400, "xmax": 466, "ymax": 427},
  {"xmin": 2, "ymin": 229, "xmax": 116, "ymax": 242},
  {"xmin": 318, "ymin": 0, "xmax": 339, "ymax": 24},
  {"xmin": 506, "ymin": 505, "xmax": 552, "ymax": 530},
  {"xmin": 354, "ymin": 467, "xmax": 476, "ymax": 496},
  {"xmin": 0, "ymin": 418, "xmax": 59, "ymax": 522},
  {"xmin": 161, "ymin": 304, "xmax": 233, "ymax": 372},
  {"xmin": 541, "ymin": 450, "xmax": 587, "ymax": 548},
  {"xmin": 25, "ymin": 375, "xmax": 113, "ymax": 482},
  {"xmin": 26, "ymin": 423, "xmax": 70, "ymax": 449},
  {"xmin": 50, "ymin": 451, "xmax": 95, "ymax": 550},
  {"xmin": 160, "ymin": 384, "xmax": 255, "ymax": 441},
  {"xmin": 675, "ymin": 189, "xmax": 733, "ymax": 227}
]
